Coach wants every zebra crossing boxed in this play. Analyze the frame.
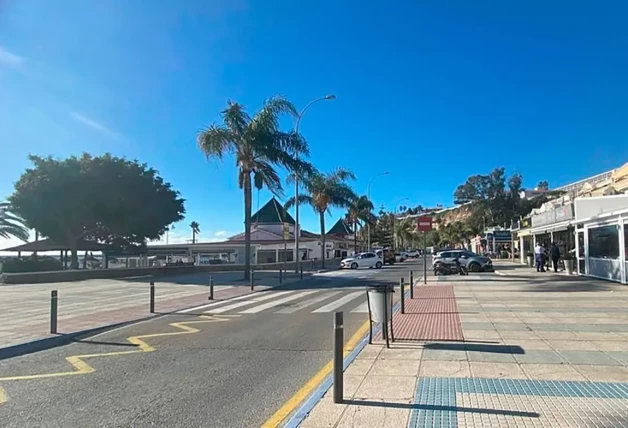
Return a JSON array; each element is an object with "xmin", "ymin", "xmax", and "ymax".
[{"xmin": 180, "ymin": 289, "xmax": 370, "ymax": 316}]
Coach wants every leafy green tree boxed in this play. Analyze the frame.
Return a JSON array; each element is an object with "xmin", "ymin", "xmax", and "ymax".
[
  {"xmin": 9, "ymin": 154, "xmax": 185, "ymax": 269},
  {"xmin": 537, "ymin": 180, "xmax": 549, "ymax": 190},
  {"xmin": 0, "ymin": 202, "xmax": 30, "ymax": 242},
  {"xmin": 394, "ymin": 219, "xmax": 413, "ymax": 250},
  {"xmin": 371, "ymin": 205, "xmax": 394, "ymax": 249},
  {"xmin": 197, "ymin": 96, "xmax": 313, "ymax": 279},
  {"xmin": 286, "ymin": 168, "xmax": 357, "ymax": 267},
  {"xmin": 346, "ymin": 195, "xmax": 375, "ymax": 253},
  {"xmin": 190, "ymin": 221, "xmax": 200, "ymax": 244}
]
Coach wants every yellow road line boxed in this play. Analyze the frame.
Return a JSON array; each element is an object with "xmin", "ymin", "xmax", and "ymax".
[
  {"xmin": 0, "ymin": 315, "xmax": 231, "ymax": 401},
  {"xmin": 261, "ymin": 320, "xmax": 370, "ymax": 428}
]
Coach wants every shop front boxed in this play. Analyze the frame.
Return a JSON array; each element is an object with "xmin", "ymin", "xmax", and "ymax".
[
  {"xmin": 575, "ymin": 195, "xmax": 628, "ymax": 284},
  {"xmin": 529, "ymin": 203, "xmax": 576, "ymax": 270}
]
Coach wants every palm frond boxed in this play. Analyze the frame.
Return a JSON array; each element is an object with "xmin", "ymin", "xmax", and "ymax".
[
  {"xmin": 284, "ymin": 194, "xmax": 315, "ymax": 210},
  {"xmin": 253, "ymin": 160, "xmax": 284, "ymax": 197},
  {"xmin": 250, "ymin": 96, "xmax": 298, "ymax": 135},
  {"xmin": 197, "ymin": 125, "xmax": 235, "ymax": 159},
  {"xmin": 0, "ymin": 203, "xmax": 30, "ymax": 242},
  {"xmin": 222, "ymin": 101, "xmax": 251, "ymax": 137}
]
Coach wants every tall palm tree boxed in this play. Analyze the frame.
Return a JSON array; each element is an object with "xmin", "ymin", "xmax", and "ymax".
[
  {"xmin": 198, "ymin": 96, "xmax": 312, "ymax": 279},
  {"xmin": 0, "ymin": 202, "xmax": 29, "ymax": 242},
  {"xmin": 285, "ymin": 168, "xmax": 357, "ymax": 268},
  {"xmin": 190, "ymin": 221, "xmax": 200, "ymax": 244},
  {"xmin": 346, "ymin": 195, "xmax": 374, "ymax": 253},
  {"xmin": 394, "ymin": 219, "xmax": 413, "ymax": 250}
]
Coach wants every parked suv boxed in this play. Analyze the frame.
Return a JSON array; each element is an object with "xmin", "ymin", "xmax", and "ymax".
[{"xmin": 433, "ymin": 250, "xmax": 493, "ymax": 272}]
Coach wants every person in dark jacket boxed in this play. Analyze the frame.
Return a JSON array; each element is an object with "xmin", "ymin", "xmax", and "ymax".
[{"xmin": 550, "ymin": 242, "xmax": 561, "ymax": 272}]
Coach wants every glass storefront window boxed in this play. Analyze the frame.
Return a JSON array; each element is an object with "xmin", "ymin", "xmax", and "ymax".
[{"xmin": 588, "ymin": 225, "xmax": 620, "ymax": 259}]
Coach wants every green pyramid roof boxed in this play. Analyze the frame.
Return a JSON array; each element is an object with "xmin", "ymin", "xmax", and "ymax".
[
  {"xmin": 327, "ymin": 218, "xmax": 354, "ymax": 235},
  {"xmin": 251, "ymin": 198, "xmax": 295, "ymax": 225}
]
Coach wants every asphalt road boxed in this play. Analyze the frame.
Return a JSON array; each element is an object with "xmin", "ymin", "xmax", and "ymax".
[{"xmin": 0, "ymin": 258, "xmax": 426, "ymax": 428}]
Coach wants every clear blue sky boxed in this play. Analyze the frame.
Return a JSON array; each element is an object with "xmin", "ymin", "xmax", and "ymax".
[{"xmin": 1, "ymin": 0, "xmax": 627, "ymax": 245}]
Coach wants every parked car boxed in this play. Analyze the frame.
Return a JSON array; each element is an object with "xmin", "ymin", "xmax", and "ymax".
[
  {"xmin": 433, "ymin": 250, "xmax": 493, "ymax": 272},
  {"xmin": 340, "ymin": 252, "xmax": 383, "ymax": 269},
  {"xmin": 404, "ymin": 250, "xmax": 420, "ymax": 258},
  {"xmin": 395, "ymin": 252, "xmax": 407, "ymax": 262}
]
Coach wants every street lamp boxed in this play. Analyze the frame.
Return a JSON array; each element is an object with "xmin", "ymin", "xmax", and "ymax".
[
  {"xmin": 294, "ymin": 94, "xmax": 336, "ymax": 273},
  {"xmin": 367, "ymin": 171, "xmax": 390, "ymax": 251},
  {"xmin": 393, "ymin": 197, "xmax": 410, "ymax": 250}
]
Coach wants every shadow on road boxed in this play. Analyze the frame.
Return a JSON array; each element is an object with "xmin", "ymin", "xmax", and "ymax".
[
  {"xmin": 342, "ymin": 400, "xmax": 539, "ymax": 418},
  {"xmin": 424, "ymin": 342, "xmax": 525, "ymax": 354}
]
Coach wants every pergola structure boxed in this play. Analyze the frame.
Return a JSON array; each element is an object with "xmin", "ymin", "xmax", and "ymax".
[{"xmin": 2, "ymin": 238, "xmax": 110, "ymax": 269}]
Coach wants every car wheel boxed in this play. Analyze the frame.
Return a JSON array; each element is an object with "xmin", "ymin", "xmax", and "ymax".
[
  {"xmin": 375, "ymin": 261, "xmax": 382, "ymax": 269},
  {"xmin": 469, "ymin": 262, "xmax": 480, "ymax": 272},
  {"xmin": 351, "ymin": 262, "xmax": 358, "ymax": 269}
]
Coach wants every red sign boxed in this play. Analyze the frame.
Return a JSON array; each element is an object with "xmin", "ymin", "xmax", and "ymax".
[{"xmin": 415, "ymin": 216, "xmax": 433, "ymax": 232}]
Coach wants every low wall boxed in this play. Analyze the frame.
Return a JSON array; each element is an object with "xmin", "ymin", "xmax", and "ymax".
[{"xmin": 0, "ymin": 259, "xmax": 340, "ymax": 285}]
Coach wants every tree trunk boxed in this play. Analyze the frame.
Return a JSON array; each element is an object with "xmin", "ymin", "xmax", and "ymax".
[
  {"xmin": 319, "ymin": 212, "xmax": 326, "ymax": 269},
  {"xmin": 192, "ymin": 230, "xmax": 196, "ymax": 244},
  {"xmin": 243, "ymin": 173, "xmax": 253, "ymax": 280},
  {"xmin": 82, "ymin": 250, "xmax": 88, "ymax": 269},
  {"xmin": 353, "ymin": 220, "xmax": 358, "ymax": 255}
]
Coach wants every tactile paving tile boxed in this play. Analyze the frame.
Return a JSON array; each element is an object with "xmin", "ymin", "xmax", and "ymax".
[{"xmin": 408, "ymin": 377, "xmax": 628, "ymax": 427}]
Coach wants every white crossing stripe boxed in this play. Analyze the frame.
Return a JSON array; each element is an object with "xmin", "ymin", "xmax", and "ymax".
[
  {"xmin": 239, "ymin": 290, "xmax": 319, "ymax": 314},
  {"xmin": 178, "ymin": 287, "xmax": 259, "ymax": 313},
  {"xmin": 312, "ymin": 291, "xmax": 364, "ymax": 313},
  {"xmin": 351, "ymin": 300, "xmax": 369, "ymax": 313},
  {"xmin": 276, "ymin": 291, "xmax": 343, "ymax": 314},
  {"xmin": 206, "ymin": 291, "xmax": 294, "ymax": 314}
]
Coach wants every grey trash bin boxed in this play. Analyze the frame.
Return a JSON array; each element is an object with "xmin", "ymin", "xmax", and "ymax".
[{"xmin": 366, "ymin": 284, "xmax": 395, "ymax": 348}]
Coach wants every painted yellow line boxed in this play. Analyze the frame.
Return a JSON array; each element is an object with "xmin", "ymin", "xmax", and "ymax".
[
  {"xmin": 261, "ymin": 320, "xmax": 370, "ymax": 428},
  {"xmin": 0, "ymin": 315, "xmax": 229, "ymax": 401}
]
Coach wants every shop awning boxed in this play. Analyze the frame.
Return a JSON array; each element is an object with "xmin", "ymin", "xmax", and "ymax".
[
  {"xmin": 530, "ymin": 220, "xmax": 573, "ymax": 235},
  {"xmin": 515, "ymin": 229, "xmax": 532, "ymax": 237}
]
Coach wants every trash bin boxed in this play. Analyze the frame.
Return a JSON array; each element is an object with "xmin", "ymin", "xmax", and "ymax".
[{"xmin": 366, "ymin": 284, "xmax": 395, "ymax": 347}]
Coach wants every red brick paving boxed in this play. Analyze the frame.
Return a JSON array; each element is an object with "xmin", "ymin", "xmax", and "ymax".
[{"xmin": 377, "ymin": 286, "xmax": 464, "ymax": 342}]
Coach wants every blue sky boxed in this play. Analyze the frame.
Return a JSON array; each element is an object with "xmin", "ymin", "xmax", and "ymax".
[{"xmin": 1, "ymin": 0, "xmax": 627, "ymax": 246}]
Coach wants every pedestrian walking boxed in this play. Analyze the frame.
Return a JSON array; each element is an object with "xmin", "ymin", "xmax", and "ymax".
[
  {"xmin": 550, "ymin": 242, "xmax": 561, "ymax": 273},
  {"xmin": 534, "ymin": 243, "xmax": 546, "ymax": 272}
]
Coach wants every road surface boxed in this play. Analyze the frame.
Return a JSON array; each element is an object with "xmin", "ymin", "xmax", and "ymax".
[{"xmin": 0, "ymin": 259, "xmax": 426, "ymax": 428}]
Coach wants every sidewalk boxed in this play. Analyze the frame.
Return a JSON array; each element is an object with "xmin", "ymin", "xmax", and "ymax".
[
  {"xmin": 300, "ymin": 263, "xmax": 628, "ymax": 427},
  {"xmin": 0, "ymin": 270, "xmax": 307, "ymax": 351}
]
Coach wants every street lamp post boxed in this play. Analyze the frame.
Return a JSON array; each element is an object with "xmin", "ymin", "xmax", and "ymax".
[
  {"xmin": 294, "ymin": 95, "xmax": 336, "ymax": 274},
  {"xmin": 393, "ymin": 197, "xmax": 410, "ymax": 250},
  {"xmin": 367, "ymin": 172, "xmax": 390, "ymax": 251}
]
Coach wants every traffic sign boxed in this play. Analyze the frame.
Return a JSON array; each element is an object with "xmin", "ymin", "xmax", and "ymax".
[{"xmin": 416, "ymin": 216, "xmax": 433, "ymax": 232}]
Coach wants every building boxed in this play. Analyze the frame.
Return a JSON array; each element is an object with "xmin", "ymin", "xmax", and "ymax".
[{"xmin": 146, "ymin": 198, "xmax": 355, "ymax": 265}]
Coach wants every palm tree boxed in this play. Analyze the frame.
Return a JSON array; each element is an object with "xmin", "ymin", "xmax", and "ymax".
[
  {"xmin": 198, "ymin": 96, "xmax": 312, "ymax": 279},
  {"xmin": 394, "ymin": 219, "xmax": 413, "ymax": 250},
  {"xmin": 0, "ymin": 202, "xmax": 29, "ymax": 242},
  {"xmin": 190, "ymin": 221, "xmax": 200, "ymax": 244},
  {"xmin": 286, "ymin": 168, "xmax": 357, "ymax": 268},
  {"xmin": 346, "ymin": 195, "xmax": 374, "ymax": 254}
]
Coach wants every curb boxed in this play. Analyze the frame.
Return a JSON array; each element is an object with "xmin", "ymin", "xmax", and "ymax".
[{"xmin": 282, "ymin": 290, "xmax": 409, "ymax": 428}]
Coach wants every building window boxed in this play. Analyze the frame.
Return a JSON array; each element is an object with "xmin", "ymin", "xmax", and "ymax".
[{"xmin": 588, "ymin": 225, "xmax": 620, "ymax": 260}]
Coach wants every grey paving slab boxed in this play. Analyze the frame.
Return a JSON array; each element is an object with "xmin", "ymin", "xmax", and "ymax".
[
  {"xmin": 421, "ymin": 349, "xmax": 468, "ymax": 361},
  {"xmin": 493, "ymin": 323, "xmax": 532, "ymax": 331},
  {"xmin": 466, "ymin": 351, "xmax": 517, "ymax": 363},
  {"xmin": 529, "ymin": 323, "xmax": 573, "ymax": 331},
  {"xmin": 567, "ymin": 323, "xmax": 623, "ymax": 332},
  {"xmin": 460, "ymin": 322, "xmax": 496, "ymax": 330},
  {"xmin": 606, "ymin": 352, "xmax": 628, "ymax": 365},
  {"xmin": 558, "ymin": 350, "xmax": 623, "ymax": 366},
  {"xmin": 512, "ymin": 350, "xmax": 567, "ymax": 364}
]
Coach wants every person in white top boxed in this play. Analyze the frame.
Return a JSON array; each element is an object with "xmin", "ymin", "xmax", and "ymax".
[{"xmin": 534, "ymin": 243, "xmax": 546, "ymax": 272}]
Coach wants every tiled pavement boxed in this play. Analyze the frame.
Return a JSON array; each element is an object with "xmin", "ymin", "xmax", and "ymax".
[
  {"xmin": 300, "ymin": 263, "xmax": 628, "ymax": 427},
  {"xmin": 0, "ymin": 270, "xmax": 300, "ymax": 348}
]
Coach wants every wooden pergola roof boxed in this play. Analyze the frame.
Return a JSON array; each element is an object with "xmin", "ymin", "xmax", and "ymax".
[{"xmin": 2, "ymin": 238, "xmax": 109, "ymax": 252}]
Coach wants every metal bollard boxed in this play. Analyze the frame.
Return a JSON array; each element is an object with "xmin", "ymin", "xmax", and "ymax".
[
  {"xmin": 50, "ymin": 290, "xmax": 58, "ymax": 334},
  {"xmin": 410, "ymin": 270, "xmax": 414, "ymax": 299},
  {"xmin": 250, "ymin": 270, "xmax": 255, "ymax": 291},
  {"xmin": 423, "ymin": 251, "xmax": 427, "ymax": 284},
  {"xmin": 333, "ymin": 312, "xmax": 344, "ymax": 404},
  {"xmin": 400, "ymin": 278, "xmax": 405, "ymax": 314},
  {"xmin": 150, "ymin": 281, "xmax": 155, "ymax": 313},
  {"xmin": 300, "ymin": 266, "xmax": 303, "ymax": 280},
  {"xmin": 208, "ymin": 275, "xmax": 214, "ymax": 300},
  {"xmin": 279, "ymin": 269, "xmax": 283, "ymax": 284}
]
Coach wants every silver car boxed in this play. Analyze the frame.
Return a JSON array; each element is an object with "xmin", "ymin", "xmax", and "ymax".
[{"xmin": 433, "ymin": 250, "xmax": 493, "ymax": 272}]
